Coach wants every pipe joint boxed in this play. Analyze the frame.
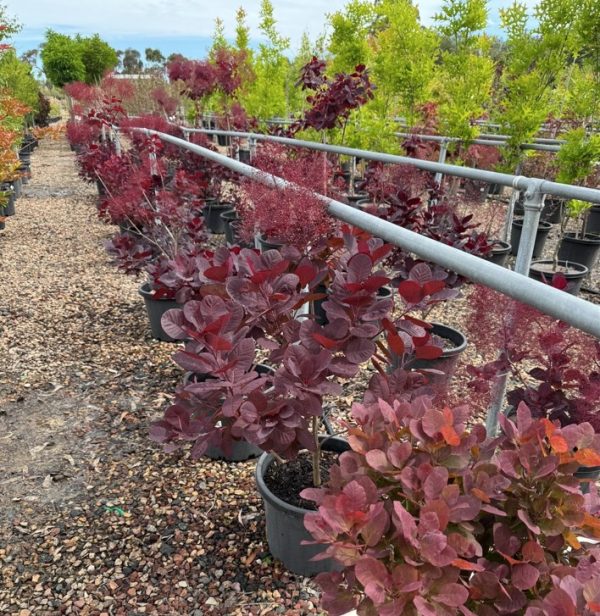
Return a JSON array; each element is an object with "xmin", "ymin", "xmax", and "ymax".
[{"xmin": 523, "ymin": 179, "xmax": 545, "ymax": 210}]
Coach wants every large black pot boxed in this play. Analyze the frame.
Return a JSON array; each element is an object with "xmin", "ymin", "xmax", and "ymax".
[
  {"xmin": 486, "ymin": 240, "xmax": 511, "ymax": 266},
  {"xmin": 403, "ymin": 322, "xmax": 468, "ymax": 387},
  {"xmin": 238, "ymin": 149, "xmax": 251, "ymax": 164},
  {"xmin": 202, "ymin": 201, "xmax": 231, "ymax": 234},
  {"xmin": 345, "ymin": 191, "xmax": 369, "ymax": 207},
  {"xmin": 139, "ymin": 282, "xmax": 181, "ymax": 342},
  {"xmin": 220, "ymin": 209, "xmax": 239, "ymax": 245},
  {"xmin": 588, "ymin": 205, "xmax": 600, "ymax": 235},
  {"xmin": 575, "ymin": 466, "xmax": 600, "ymax": 494},
  {"xmin": 205, "ymin": 440, "xmax": 263, "ymax": 462},
  {"xmin": 541, "ymin": 198, "xmax": 563, "ymax": 224},
  {"xmin": 528, "ymin": 260, "xmax": 589, "ymax": 295},
  {"xmin": 4, "ymin": 192, "xmax": 15, "ymax": 216},
  {"xmin": 255, "ymin": 436, "xmax": 349, "ymax": 576},
  {"xmin": 217, "ymin": 134, "xmax": 231, "ymax": 147},
  {"xmin": 12, "ymin": 178, "xmax": 22, "ymax": 199},
  {"xmin": 257, "ymin": 234, "xmax": 284, "ymax": 253},
  {"xmin": 510, "ymin": 219, "xmax": 553, "ymax": 258},
  {"xmin": 557, "ymin": 233, "xmax": 600, "ymax": 271}
]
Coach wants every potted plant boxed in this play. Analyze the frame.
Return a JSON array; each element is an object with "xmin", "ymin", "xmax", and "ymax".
[
  {"xmin": 303, "ymin": 396, "xmax": 600, "ymax": 615},
  {"xmin": 150, "ymin": 237, "xmax": 462, "ymax": 575},
  {"xmin": 238, "ymin": 142, "xmax": 338, "ymax": 252},
  {"xmin": 557, "ymin": 199, "xmax": 600, "ymax": 271},
  {"xmin": 465, "ymin": 285, "xmax": 600, "ymax": 469}
]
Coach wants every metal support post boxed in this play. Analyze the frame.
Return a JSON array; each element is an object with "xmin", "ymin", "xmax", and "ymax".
[
  {"xmin": 486, "ymin": 180, "xmax": 545, "ymax": 435},
  {"xmin": 434, "ymin": 139, "xmax": 449, "ymax": 185}
]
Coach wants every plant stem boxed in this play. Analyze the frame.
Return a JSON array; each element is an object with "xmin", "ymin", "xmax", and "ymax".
[{"xmin": 311, "ymin": 416, "xmax": 321, "ymax": 487}]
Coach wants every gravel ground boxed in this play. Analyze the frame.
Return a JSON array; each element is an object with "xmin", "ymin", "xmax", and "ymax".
[{"xmin": 0, "ymin": 138, "xmax": 321, "ymax": 616}]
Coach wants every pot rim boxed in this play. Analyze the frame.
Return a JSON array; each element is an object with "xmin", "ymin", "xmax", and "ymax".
[
  {"xmin": 138, "ymin": 281, "xmax": 178, "ymax": 301},
  {"xmin": 255, "ymin": 435, "xmax": 348, "ymax": 517},
  {"xmin": 429, "ymin": 322, "xmax": 468, "ymax": 357},
  {"xmin": 530, "ymin": 259, "xmax": 589, "ymax": 277},
  {"xmin": 512, "ymin": 218, "xmax": 553, "ymax": 230},
  {"xmin": 561, "ymin": 232, "xmax": 600, "ymax": 245}
]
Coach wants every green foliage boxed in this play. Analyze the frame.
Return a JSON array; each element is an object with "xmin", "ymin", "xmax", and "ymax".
[
  {"xmin": 433, "ymin": 0, "xmax": 493, "ymax": 143},
  {"xmin": 235, "ymin": 7, "xmax": 250, "ymax": 51},
  {"xmin": 40, "ymin": 30, "xmax": 85, "ymax": 88},
  {"xmin": 121, "ymin": 48, "xmax": 143, "ymax": 74},
  {"xmin": 78, "ymin": 34, "xmax": 118, "ymax": 83},
  {"xmin": 41, "ymin": 30, "xmax": 117, "ymax": 86},
  {"xmin": 434, "ymin": 0, "xmax": 488, "ymax": 48},
  {"xmin": 0, "ymin": 50, "xmax": 39, "ymax": 109},
  {"xmin": 145, "ymin": 48, "xmax": 165, "ymax": 66},
  {"xmin": 372, "ymin": 0, "xmax": 438, "ymax": 126},
  {"xmin": 328, "ymin": 0, "xmax": 375, "ymax": 73},
  {"xmin": 240, "ymin": 0, "xmax": 290, "ymax": 122},
  {"xmin": 556, "ymin": 128, "xmax": 600, "ymax": 184}
]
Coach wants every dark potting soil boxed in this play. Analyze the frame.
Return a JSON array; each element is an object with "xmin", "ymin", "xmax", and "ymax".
[
  {"xmin": 431, "ymin": 333, "xmax": 457, "ymax": 350},
  {"xmin": 264, "ymin": 450, "xmax": 340, "ymax": 510}
]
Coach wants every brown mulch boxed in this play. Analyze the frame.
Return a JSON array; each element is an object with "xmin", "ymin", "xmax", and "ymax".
[{"xmin": 0, "ymin": 138, "xmax": 322, "ymax": 616}]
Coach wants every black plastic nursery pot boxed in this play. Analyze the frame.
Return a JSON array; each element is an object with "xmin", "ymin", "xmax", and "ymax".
[
  {"xmin": 510, "ymin": 218, "xmax": 553, "ymax": 258},
  {"xmin": 4, "ymin": 192, "xmax": 15, "ymax": 216},
  {"xmin": 257, "ymin": 234, "xmax": 284, "ymax": 252},
  {"xmin": 575, "ymin": 466, "xmax": 600, "ymax": 494},
  {"xmin": 220, "ymin": 209, "xmax": 239, "ymax": 245},
  {"xmin": 486, "ymin": 183, "xmax": 502, "ymax": 197},
  {"xmin": 541, "ymin": 198, "xmax": 563, "ymax": 224},
  {"xmin": 588, "ymin": 205, "xmax": 600, "ymax": 236},
  {"xmin": 217, "ymin": 134, "xmax": 231, "ymax": 147},
  {"xmin": 96, "ymin": 179, "xmax": 106, "ymax": 198},
  {"xmin": 12, "ymin": 178, "xmax": 21, "ymax": 199},
  {"xmin": 345, "ymin": 191, "xmax": 369, "ymax": 207},
  {"xmin": 138, "ymin": 283, "xmax": 181, "ymax": 342},
  {"xmin": 528, "ymin": 260, "xmax": 589, "ymax": 295},
  {"xmin": 205, "ymin": 440, "xmax": 263, "ymax": 462},
  {"xmin": 557, "ymin": 233, "xmax": 600, "ymax": 271},
  {"xmin": 256, "ymin": 436, "xmax": 349, "ymax": 576},
  {"xmin": 403, "ymin": 323, "xmax": 468, "ymax": 387},
  {"xmin": 202, "ymin": 201, "xmax": 231, "ymax": 234},
  {"xmin": 238, "ymin": 149, "xmax": 251, "ymax": 164},
  {"xmin": 486, "ymin": 240, "xmax": 511, "ymax": 266}
]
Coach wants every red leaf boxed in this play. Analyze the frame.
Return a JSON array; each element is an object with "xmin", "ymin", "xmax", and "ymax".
[
  {"xmin": 204, "ymin": 265, "xmax": 228, "ymax": 281},
  {"xmin": 312, "ymin": 332, "xmax": 338, "ymax": 350},
  {"xmin": 205, "ymin": 333, "xmax": 233, "ymax": 351},
  {"xmin": 387, "ymin": 332, "xmax": 405, "ymax": 356},
  {"xmin": 398, "ymin": 280, "xmax": 423, "ymax": 304},
  {"xmin": 451, "ymin": 558, "xmax": 483, "ymax": 571},
  {"xmin": 423, "ymin": 280, "xmax": 446, "ymax": 296}
]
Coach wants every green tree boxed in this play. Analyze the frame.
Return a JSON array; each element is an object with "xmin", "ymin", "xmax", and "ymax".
[
  {"xmin": 78, "ymin": 34, "xmax": 118, "ymax": 83},
  {"xmin": 240, "ymin": 0, "xmax": 290, "ymax": 121},
  {"xmin": 235, "ymin": 7, "xmax": 250, "ymax": 51},
  {"xmin": 121, "ymin": 48, "xmax": 143, "ymax": 74},
  {"xmin": 373, "ymin": 0, "xmax": 439, "ymax": 126},
  {"xmin": 328, "ymin": 0, "xmax": 375, "ymax": 73},
  {"xmin": 433, "ymin": 0, "xmax": 494, "ymax": 144},
  {"xmin": 0, "ymin": 50, "xmax": 39, "ymax": 109},
  {"xmin": 40, "ymin": 30, "xmax": 85, "ymax": 87},
  {"xmin": 145, "ymin": 48, "xmax": 165, "ymax": 67}
]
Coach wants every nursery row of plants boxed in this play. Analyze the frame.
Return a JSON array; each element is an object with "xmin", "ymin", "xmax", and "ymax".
[
  {"xmin": 0, "ymin": 5, "xmax": 55, "ymax": 233},
  {"xmin": 60, "ymin": 44, "xmax": 600, "ymax": 611}
]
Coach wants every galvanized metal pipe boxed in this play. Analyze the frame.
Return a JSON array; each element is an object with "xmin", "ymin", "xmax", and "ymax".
[
  {"xmin": 131, "ymin": 127, "xmax": 600, "ymax": 340},
  {"xmin": 394, "ymin": 131, "xmax": 561, "ymax": 153},
  {"xmin": 184, "ymin": 128, "xmax": 600, "ymax": 204}
]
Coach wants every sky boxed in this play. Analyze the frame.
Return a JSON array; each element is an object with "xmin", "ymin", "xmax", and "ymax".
[{"xmin": 8, "ymin": 0, "xmax": 525, "ymax": 60}]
